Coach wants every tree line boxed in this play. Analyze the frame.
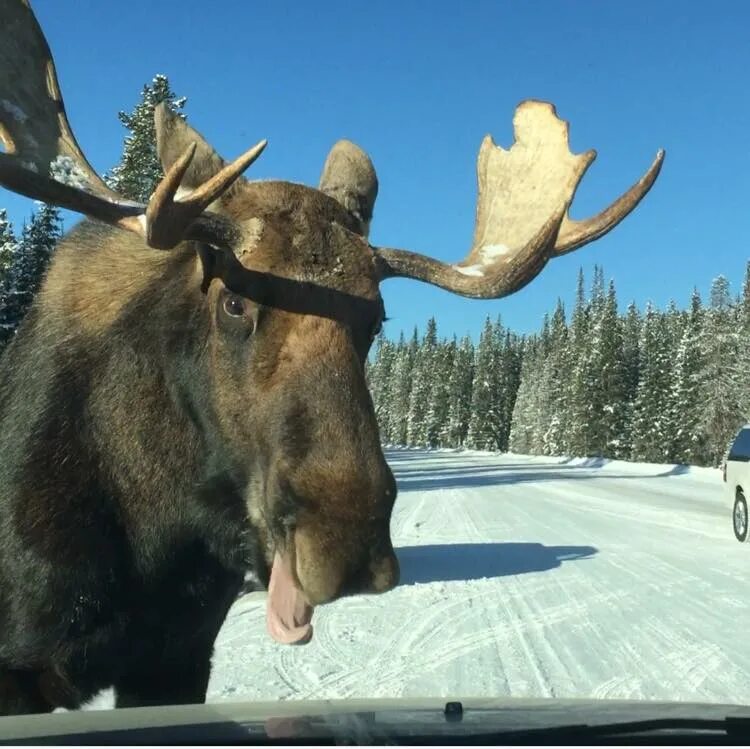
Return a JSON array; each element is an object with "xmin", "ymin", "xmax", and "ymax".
[{"xmin": 367, "ymin": 265, "xmax": 750, "ymax": 468}]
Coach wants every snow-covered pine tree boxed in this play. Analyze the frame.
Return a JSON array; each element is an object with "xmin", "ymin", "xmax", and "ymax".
[
  {"xmin": 0, "ymin": 203, "xmax": 62, "ymax": 348},
  {"xmin": 664, "ymin": 299, "xmax": 686, "ymax": 351},
  {"xmin": 737, "ymin": 262, "xmax": 750, "ymax": 421},
  {"xmin": 445, "ymin": 335, "xmax": 475, "ymax": 447},
  {"xmin": 407, "ymin": 318, "xmax": 438, "ymax": 445},
  {"xmin": 497, "ymin": 330, "xmax": 523, "ymax": 451},
  {"xmin": 566, "ymin": 268, "xmax": 593, "ymax": 455},
  {"xmin": 697, "ymin": 276, "xmax": 744, "ymax": 465},
  {"xmin": 542, "ymin": 299, "xmax": 569, "ymax": 455},
  {"xmin": 590, "ymin": 264, "xmax": 606, "ymax": 318},
  {"xmin": 509, "ymin": 335, "xmax": 541, "ymax": 454},
  {"xmin": 620, "ymin": 300, "xmax": 642, "ymax": 456},
  {"xmin": 0, "ymin": 209, "xmax": 15, "ymax": 284},
  {"xmin": 529, "ymin": 313, "xmax": 553, "ymax": 454},
  {"xmin": 391, "ymin": 329, "xmax": 419, "ymax": 445},
  {"xmin": 630, "ymin": 303, "xmax": 675, "ymax": 462},
  {"xmin": 368, "ymin": 262, "xmax": 750, "ymax": 467},
  {"xmin": 368, "ymin": 331, "xmax": 398, "ymax": 443},
  {"xmin": 588, "ymin": 280, "xmax": 627, "ymax": 457},
  {"xmin": 742, "ymin": 262, "xmax": 750, "ymax": 326},
  {"xmin": 540, "ymin": 312, "xmax": 550, "ymax": 350},
  {"xmin": 106, "ymin": 75, "xmax": 187, "ymax": 202},
  {"xmin": 467, "ymin": 316, "xmax": 499, "ymax": 449},
  {"xmin": 0, "ymin": 210, "xmax": 18, "ymax": 349},
  {"xmin": 426, "ymin": 338, "xmax": 456, "ymax": 447},
  {"xmin": 668, "ymin": 289, "xmax": 706, "ymax": 464}
]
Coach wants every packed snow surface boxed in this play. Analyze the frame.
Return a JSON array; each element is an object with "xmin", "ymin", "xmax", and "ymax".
[{"xmin": 88, "ymin": 448, "xmax": 748, "ymax": 709}]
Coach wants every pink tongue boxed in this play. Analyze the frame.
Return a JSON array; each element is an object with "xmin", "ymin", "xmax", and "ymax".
[{"xmin": 266, "ymin": 551, "xmax": 314, "ymax": 645}]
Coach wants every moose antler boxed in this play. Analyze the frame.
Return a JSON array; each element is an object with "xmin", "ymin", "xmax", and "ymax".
[
  {"xmin": 375, "ymin": 101, "xmax": 664, "ymax": 298},
  {"xmin": 0, "ymin": 0, "xmax": 266, "ymax": 250}
]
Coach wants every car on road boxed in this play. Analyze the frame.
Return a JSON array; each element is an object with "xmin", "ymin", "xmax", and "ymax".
[{"xmin": 724, "ymin": 425, "xmax": 750, "ymax": 542}]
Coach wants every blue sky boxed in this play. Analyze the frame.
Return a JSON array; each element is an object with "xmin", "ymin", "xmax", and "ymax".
[{"xmin": 3, "ymin": 0, "xmax": 749, "ymax": 340}]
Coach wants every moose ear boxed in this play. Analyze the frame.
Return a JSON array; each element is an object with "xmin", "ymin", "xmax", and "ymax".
[
  {"xmin": 154, "ymin": 103, "xmax": 237, "ymax": 196},
  {"xmin": 319, "ymin": 140, "xmax": 378, "ymax": 238}
]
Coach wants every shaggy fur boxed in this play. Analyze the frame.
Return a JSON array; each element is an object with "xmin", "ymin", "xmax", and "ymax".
[{"xmin": 0, "ymin": 119, "xmax": 398, "ymax": 713}]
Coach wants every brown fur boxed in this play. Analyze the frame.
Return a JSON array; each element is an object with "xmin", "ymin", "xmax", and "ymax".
[{"xmin": 0, "ymin": 113, "xmax": 398, "ymax": 713}]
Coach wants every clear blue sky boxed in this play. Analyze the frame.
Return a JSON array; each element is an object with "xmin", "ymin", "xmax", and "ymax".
[{"xmin": 3, "ymin": 0, "xmax": 749, "ymax": 340}]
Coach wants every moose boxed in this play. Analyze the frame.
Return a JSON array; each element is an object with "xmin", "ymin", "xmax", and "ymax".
[{"xmin": 0, "ymin": 0, "xmax": 663, "ymax": 715}]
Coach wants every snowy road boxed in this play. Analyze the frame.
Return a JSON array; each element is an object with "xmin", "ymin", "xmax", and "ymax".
[{"xmin": 200, "ymin": 448, "xmax": 750, "ymax": 706}]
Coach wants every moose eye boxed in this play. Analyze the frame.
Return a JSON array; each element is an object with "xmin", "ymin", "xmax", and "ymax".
[{"xmin": 223, "ymin": 295, "xmax": 246, "ymax": 318}]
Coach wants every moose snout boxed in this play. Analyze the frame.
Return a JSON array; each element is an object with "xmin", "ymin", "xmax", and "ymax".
[
  {"xmin": 274, "ymin": 447, "xmax": 399, "ymax": 606},
  {"xmin": 293, "ymin": 512, "xmax": 399, "ymax": 606},
  {"xmin": 369, "ymin": 547, "xmax": 400, "ymax": 593},
  {"xmin": 335, "ymin": 534, "xmax": 400, "ymax": 599}
]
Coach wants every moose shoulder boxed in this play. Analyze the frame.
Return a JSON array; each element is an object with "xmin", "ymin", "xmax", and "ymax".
[{"xmin": 0, "ymin": 0, "xmax": 664, "ymax": 715}]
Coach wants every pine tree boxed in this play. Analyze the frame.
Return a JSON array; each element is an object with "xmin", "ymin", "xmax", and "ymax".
[
  {"xmin": 445, "ymin": 335, "xmax": 475, "ymax": 447},
  {"xmin": 591, "ymin": 264, "xmax": 606, "ymax": 317},
  {"xmin": 509, "ymin": 338, "xmax": 535, "ymax": 454},
  {"xmin": 0, "ymin": 203, "xmax": 62, "ymax": 347},
  {"xmin": 106, "ymin": 75, "xmax": 187, "ymax": 202},
  {"xmin": 497, "ymin": 330, "xmax": 523, "ymax": 451},
  {"xmin": 620, "ymin": 300, "xmax": 641, "ymax": 456},
  {"xmin": 668, "ymin": 289, "xmax": 706, "ymax": 463},
  {"xmin": 0, "ymin": 210, "xmax": 18, "ymax": 350},
  {"xmin": 566, "ymin": 268, "xmax": 593, "ymax": 455},
  {"xmin": 742, "ymin": 262, "xmax": 750, "ymax": 331},
  {"xmin": 467, "ymin": 317, "xmax": 499, "ymax": 449},
  {"xmin": 363, "ymin": 260, "xmax": 750, "ymax": 469},
  {"xmin": 697, "ymin": 276, "xmax": 744, "ymax": 465},
  {"xmin": 0, "ymin": 209, "xmax": 15, "ymax": 284},
  {"xmin": 630, "ymin": 304, "xmax": 675, "ymax": 462},
  {"xmin": 391, "ymin": 329, "xmax": 419, "ymax": 445},
  {"xmin": 368, "ymin": 331, "xmax": 397, "ymax": 443},
  {"xmin": 407, "ymin": 318, "xmax": 438, "ymax": 445},
  {"xmin": 542, "ymin": 300, "xmax": 569, "ymax": 455},
  {"xmin": 737, "ymin": 263, "xmax": 750, "ymax": 421},
  {"xmin": 587, "ymin": 281, "xmax": 627, "ymax": 457},
  {"xmin": 426, "ymin": 338, "xmax": 456, "ymax": 447}
]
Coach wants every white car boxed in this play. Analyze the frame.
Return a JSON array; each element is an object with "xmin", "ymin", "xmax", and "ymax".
[{"xmin": 724, "ymin": 425, "xmax": 750, "ymax": 542}]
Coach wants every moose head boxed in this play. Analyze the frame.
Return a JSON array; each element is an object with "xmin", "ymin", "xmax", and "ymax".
[{"xmin": 0, "ymin": 0, "xmax": 663, "ymax": 646}]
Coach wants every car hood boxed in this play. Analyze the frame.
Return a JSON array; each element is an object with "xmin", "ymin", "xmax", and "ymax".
[{"xmin": 2, "ymin": 697, "xmax": 750, "ymax": 744}]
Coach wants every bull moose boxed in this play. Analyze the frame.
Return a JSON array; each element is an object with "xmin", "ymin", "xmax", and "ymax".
[{"xmin": 0, "ymin": 0, "xmax": 663, "ymax": 715}]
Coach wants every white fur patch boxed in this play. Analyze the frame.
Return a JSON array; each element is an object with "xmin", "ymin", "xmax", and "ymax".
[
  {"xmin": 245, "ymin": 217, "xmax": 264, "ymax": 244},
  {"xmin": 235, "ymin": 217, "xmax": 265, "ymax": 260}
]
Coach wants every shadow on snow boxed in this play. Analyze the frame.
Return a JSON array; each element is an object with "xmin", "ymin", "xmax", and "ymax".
[
  {"xmin": 391, "ymin": 464, "xmax": 686, "ymax": 492},
  {"xmin": 384, "ymin": 448, "xmax": 692, "ymax": 485},
  {"xmin": 396, "ymin": 542, "xmax": 597, "ymax": 585}
]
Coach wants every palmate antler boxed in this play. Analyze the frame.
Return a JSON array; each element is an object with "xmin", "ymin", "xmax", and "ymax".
[
  {"xmin": 0, "ymin": 0, "xmax": 266, "ymax": 250},
  {"xmin": 375, "ymin": 101, "xmax": 664, "ymax": 298}
]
